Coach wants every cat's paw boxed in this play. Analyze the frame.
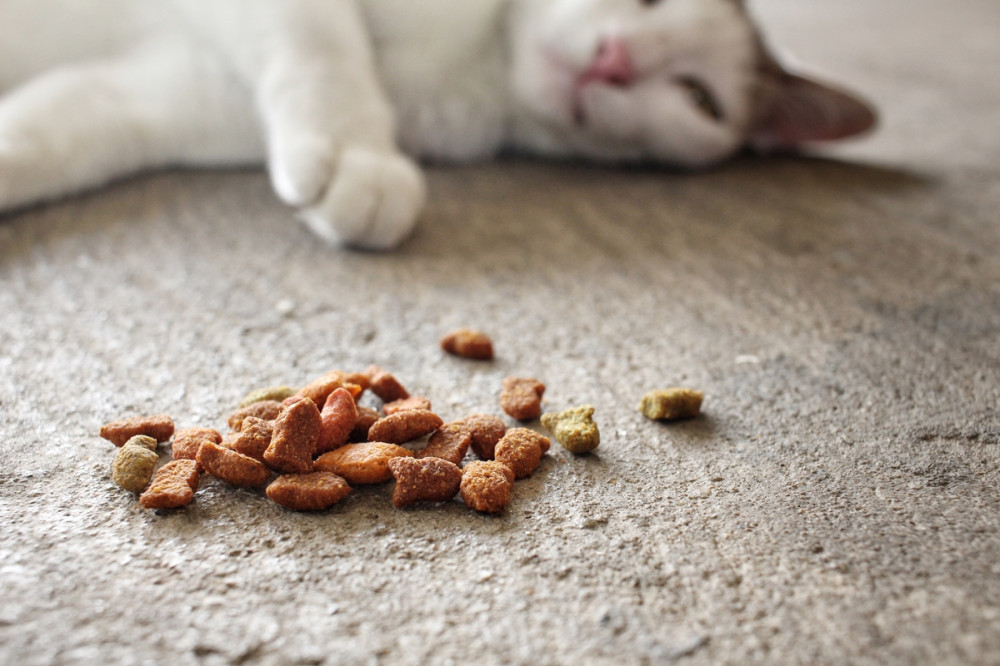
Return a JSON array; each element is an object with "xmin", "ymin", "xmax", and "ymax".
[{"xmin": 273, "ymin": 145, "xmax": 426, "ymax": 250}]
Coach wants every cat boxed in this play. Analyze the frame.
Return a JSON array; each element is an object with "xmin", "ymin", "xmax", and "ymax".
[{"xmin": 0, "ymin": 0, "xmax": 876, "ymax": 249}]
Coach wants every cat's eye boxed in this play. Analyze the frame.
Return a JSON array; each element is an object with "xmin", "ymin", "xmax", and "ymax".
[{"xmin": 679, "ymin": 77, "xmax": 723, "ymax": 122}]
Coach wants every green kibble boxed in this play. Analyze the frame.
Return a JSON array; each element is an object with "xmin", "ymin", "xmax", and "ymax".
[
  {"xmin": 238, "ymin": 385, "xmax": 296, "ymax": 408},
  {"xmin": 638, "ymin": 388, "xmax": 703, "ymax": 421},
  {"xmin": 540, "ymin": 405, "xmax": 600, "ymax": 454},
  {"xmin": 123, "ymin": 435, "xmax": 158, "ymax": 452},
  {"xmin": 111, "ymin": 443, "xmax": 159, "ymax": 493}
]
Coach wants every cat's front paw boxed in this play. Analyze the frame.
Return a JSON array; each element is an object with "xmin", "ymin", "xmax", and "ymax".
[{"xmin": 281, "ymin": 146, "xmax": 426, "ymax": 250}]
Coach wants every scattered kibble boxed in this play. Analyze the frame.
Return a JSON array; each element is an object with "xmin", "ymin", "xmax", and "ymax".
[
  {"xmin": 111, "ymin": 437, "xmax": 160, "ymax": 493},
  {"xmin": 368, "ymin": 409, "xmax": 443, "ymax": 445},
  {"xmin": 440, "ymin": 328, "xmax": 494, "ymax": 360},
  {"xmin": 416, "ymin": 421, "xmax": 472, "ymax": 466},
  {"xmin": 638, "ymin": 388, "xmax": 704, "ymax": 421},
  {"xmin": 266, "ymin": 471, "xmax": 352, "ymax": 512},
  {"xmin": 462, "ymin": 414, "xmax": 507, "ymax": 460},
  {"xmin": 140, "ymin": 460, "xmax": 199, "ymax": 509},
  {"xmin": 494, "ymin": 428, "xmax": 550, "ymax": 479},
  {"xmin": 388, "ymin": 457, "xmax": 462, "ymax": 508},
  {"xmin": 263, "ymin": 397, "xmax": 321, "ymax": 474},
  {"xmin": 541, "ymin": 405, "xmax": 600, "ymax": 454},
  {"xmin": 100, "ymin": 414, "xmax": 174, "ymax": 447},
  {"xmin": 314, "ymin": 442, "xmax": 413, "ymax": 485},
  {"xmin": 460, "ymin": 461, "xmax": 515, "ymax": 514},
  {"xmin": 500, "ymin": 377, "xmax": 545, "ymax": 421}
]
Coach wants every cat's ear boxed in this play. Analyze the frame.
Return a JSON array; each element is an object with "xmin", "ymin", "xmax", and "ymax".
[{"xmin": 747, "ymin": 69, "xmax": 877, "ymax": 151}]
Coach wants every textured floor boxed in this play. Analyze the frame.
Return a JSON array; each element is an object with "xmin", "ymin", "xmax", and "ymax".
[{"xmin": 2, "ymin": 0, "xmax": 999, "ymax": 664}]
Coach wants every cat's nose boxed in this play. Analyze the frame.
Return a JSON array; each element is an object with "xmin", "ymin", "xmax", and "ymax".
[{"xmin": 582, "ymin": 37, "xmax": 635, "ymax": 87}]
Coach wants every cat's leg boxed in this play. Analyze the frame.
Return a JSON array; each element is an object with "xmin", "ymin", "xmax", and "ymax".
[
  {"xmin": 242, "ymin": 2, "xmax": 426, "ymax": 249},
  {"xmin": 0, "ymin": 39, "xmax": 262, "ymax": 213}
]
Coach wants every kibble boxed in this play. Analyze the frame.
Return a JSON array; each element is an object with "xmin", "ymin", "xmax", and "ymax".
[
  {"xmin": 197, "ymin": 441, "xmax": 271, "ymax": 487},
  {"xmin": 171, "ymin": 427, "xmax": 222, "ymax": 463},
  {"xmin": 541, "ymin": 405, "xmax": 600, "ymax": 454},
  {"xmin": 316, "ymin": 387, "xmax": 358, "ymax": 454},
  {"xmin": 460, "ymin": 461, "xmax": 514, "ymax": 513},
  {"xmin": 368, "ymin": 409, "xmax": 443, "ymax": 445},
  {"xmin": 314, "ymin": 442, "xmax": 413, "ymax": 485},
  {"xmin": 111, "ymin": 437, "xmax": 160, "ymax": 493},
  {"xmin": 500, "ymin": 377, "xmax": 545, "ymax": 421},
  {"xmin": 388, "ymin": 457, "xmax": 462, "ymax": 508},
  {"xmin": 100, "ymin": 414, "xmax": 174, "ymax": 447},
  {"xmin": 266, "ymin": 471, "xmax": 352, "ymax": 512},
  {"xmin": 463, "ymin": 414, "xmax": 507, "ymax": 460},
  {"xmin": 494, "ymin": 428, "xmax": 550, "ymax": 479},
  {"xmin": 638, "ymin": 388, "xmax": 703, "ymax": 421},
  {"xmin": 440, "ymin": 328, "xmax": 494, "ymax": 360},
  {"xmin": 416, "ymin": 421, "xmax": 472, "ymax": 466},
  {"xmin": 139, "ymin": 459, "xmax": 199, "ymax": 509},
  {"xmin": 263, "ymin": 397, "xmax": 321, "ymax": 474},
  {"xmin": 238, "ymin": 386, "xmax": 296, "ymax": 408},
  {"xmin": 228, "ymin": 400, "xmax": 283, "ymax": 431}
]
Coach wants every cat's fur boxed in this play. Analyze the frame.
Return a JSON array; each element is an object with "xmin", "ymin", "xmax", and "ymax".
[{"xmin": 0, "ymin": 0, "xmax": 875, "ymax": 249}]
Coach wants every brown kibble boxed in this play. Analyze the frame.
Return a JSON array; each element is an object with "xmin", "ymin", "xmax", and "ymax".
[
  {"xmin": 111, "ymin": 441, "xmax": 159, "ymax": 493},
  {"xmin": 100, "ymin": 414, "xmax": 174, "ymax": 447},
  {"xmin": 197, "ymin": 441, "xmax": 272, "ymax": 487},
  {"xmin": 316, "ymin": 388, "xmax": 358, "ymax": 454},
  {"xmin": 368, "ymin": 409, "xmax": 443, "ymax": 445},
  {"xmin": 139, "ymin": 459, "xmax": 199, "ymax": 509},
  {"xmin": 228, "ymin": 400, "xmax": 283, "ymax": 431},
  {"xmin": 266, "ymin": 471, "xmax": 352, "ymax": 511},
  {"xmin": 440, "ymin": 328, "xmax": 494, "ymax": 360},
  {"xmin": 416, "ymin": 422, "xmax": 472, "ymax": 466},
  {"xmin": 238, "ymin": 385, "xmax": 296, "ymax": 408},
  {"xmin": 171, "ymin": 427, "xmax": 222, "ymax": 463},
  {"xmin": 540, "ymin": 405, "xmax": 600, "ymax": 454},
  {"xmin": 292, "ymin": 370, "xmax": 363, "ymax": 409},
  {"xmin": 229, "ymin": 417, "xmax": 273, "ymax": 462},
  {"xmin": 494, "ymin": 428, "xmax": 550, "ymax": 479},
  {"xmin": 350, "ymin": 406, "xmax": 380, "ymax": 442},
  {"xmin": 638, "ymin": 388, "xmax": 704, "ymax": 421},
  {"xmin": 388, "ymin": 457, "xmax": 462, "ymax": 508},
  {"xmin": 364, "ymin": 365, "xmax": 410, "ymax": 403},
  {"xmin": 462, "ymin": 414, "xmax": 507, "ymax": 459},
  {"xmin": 500, "ymin": 377, "xmax": 545, "ymax": 421},
  {"xmin": 314, "ymin": 442, "xmax": 413, "ymax": 485},
  {"xmin": 383, "ymin": 395, "xmax": 432, "ymax": 415},
  {"xmin": 264, "ymin": 398, "xmax": 321, "ymax": 473},
  {"xmin": 460, "ymin": 461, "xmax": 514, "ymax": 513}
]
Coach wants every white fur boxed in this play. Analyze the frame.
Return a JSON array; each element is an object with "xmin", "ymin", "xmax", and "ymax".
[{"xmin": 0, "ymin": 0, "xmax": 863, "ymax": 249}]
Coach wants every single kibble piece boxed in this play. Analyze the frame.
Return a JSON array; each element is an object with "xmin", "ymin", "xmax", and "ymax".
[
  {"xmin": 238, "ymin": 385, "xmax": 296, "ymax": 408},
  {"xmin": 100, "ymin": 414, "xmax": 174, "ymax": 447},
  {"xmin": 540, "ymin": 405, "xmax": 600, "ymax": 454},
  {"xmin": 363, "ymin": 365, "xmax": 410, "ymax": 403},
  {"xmin": 139, "ymin": 459, "xmax": 199, "ymax": 509},
  {"xmin": 266, "ymin": 471, "xmax": 352, "ymax": 511},
  {"xmin": 440, "ymin": 329, "xmax": 494, "ymax": 360},
  {"xmin": 314, "ymin": 442, "xmax": 413, "ymax": 485},
  {"xmin": 123, "ymin": 435, "xmax": 158, "ymax": 452},
  {"xmin": 315, "ymin": 388, "xmax": 359, "ymax": 454},
  {"xmin": 171, "ymin": 427, "xmax": 222, "ymax": 463},
  {"xmin": 228, "ymin": 400, "xmax": 283, "ymax": 431},
  {"xmin": 494, "ymin": 428, "xmax": 550, "ymax": 479},
  {"xmin": 368, "ymin": 409, "xmax": 444, "ymax": 445},
  {"xmin": 388, "ymin": 457, "xmax": 462, "ymax": 508},
  {"xmin": 500, "ymin": 377, "xmax": 546, "ymax": 421},
  {"xmin": 350, "ymin": 406, "xmax": 380, "ymax": 442},
  {"xmin": 264, "ymin": 397, "xmax": 321, "ymax": 474},
  {"xmin": 463, "ymin": 414, "xmax": 507, "ymax": 459},
  {"xmin": 638, "ymin": 388, "xmax": 704, "ymax": 421},
  {"xmin": 383, "ymin": 395, "xmax": 432, "ymax": 415},
  {"xmin": 197, "ymin": 441, "xmax": 271, "ymax": 487},
  {"xmin": 460, "ymin": 461, "xmax": 514, "ymax": 514},
  {"xmin": 416, "ymin": 421, "xmax": 472, "ymax": 466},
  {"xmin": 111, "ymin": 441, "xmax": 160, "ymax": 493},
  {"xmin": 292, "ymin": 370, "xmax": 363, "ymax": 409},
  {"xmin": 229, "ymin": 417, "xmax": 273, "ymax": 462}
]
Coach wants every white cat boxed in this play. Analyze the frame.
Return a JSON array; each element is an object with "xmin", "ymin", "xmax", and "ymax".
[{"xmin": 0, "ymin": 0, "xmax": 875, "ymax": 249}]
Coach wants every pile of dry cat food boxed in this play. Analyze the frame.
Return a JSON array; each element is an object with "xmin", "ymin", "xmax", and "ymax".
[{"xmin": 101, "ymin": 328, "xmax": 701, "ymax": 514}]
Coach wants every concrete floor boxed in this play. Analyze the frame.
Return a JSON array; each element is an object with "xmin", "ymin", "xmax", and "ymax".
[{"xmin": 2, "ymin": 0, "xmax": 999, "ymax": 664}]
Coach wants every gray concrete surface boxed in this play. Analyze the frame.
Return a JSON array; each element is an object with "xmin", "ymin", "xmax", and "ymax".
[{"xmin": 2, "ymin": 0, "xmax": 999, "ymax": 664}]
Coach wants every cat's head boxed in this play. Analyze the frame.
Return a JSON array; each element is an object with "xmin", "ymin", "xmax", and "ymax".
[{"xmin": 508, "ymin": 0, "xmax": 877, "ymax": 166}]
